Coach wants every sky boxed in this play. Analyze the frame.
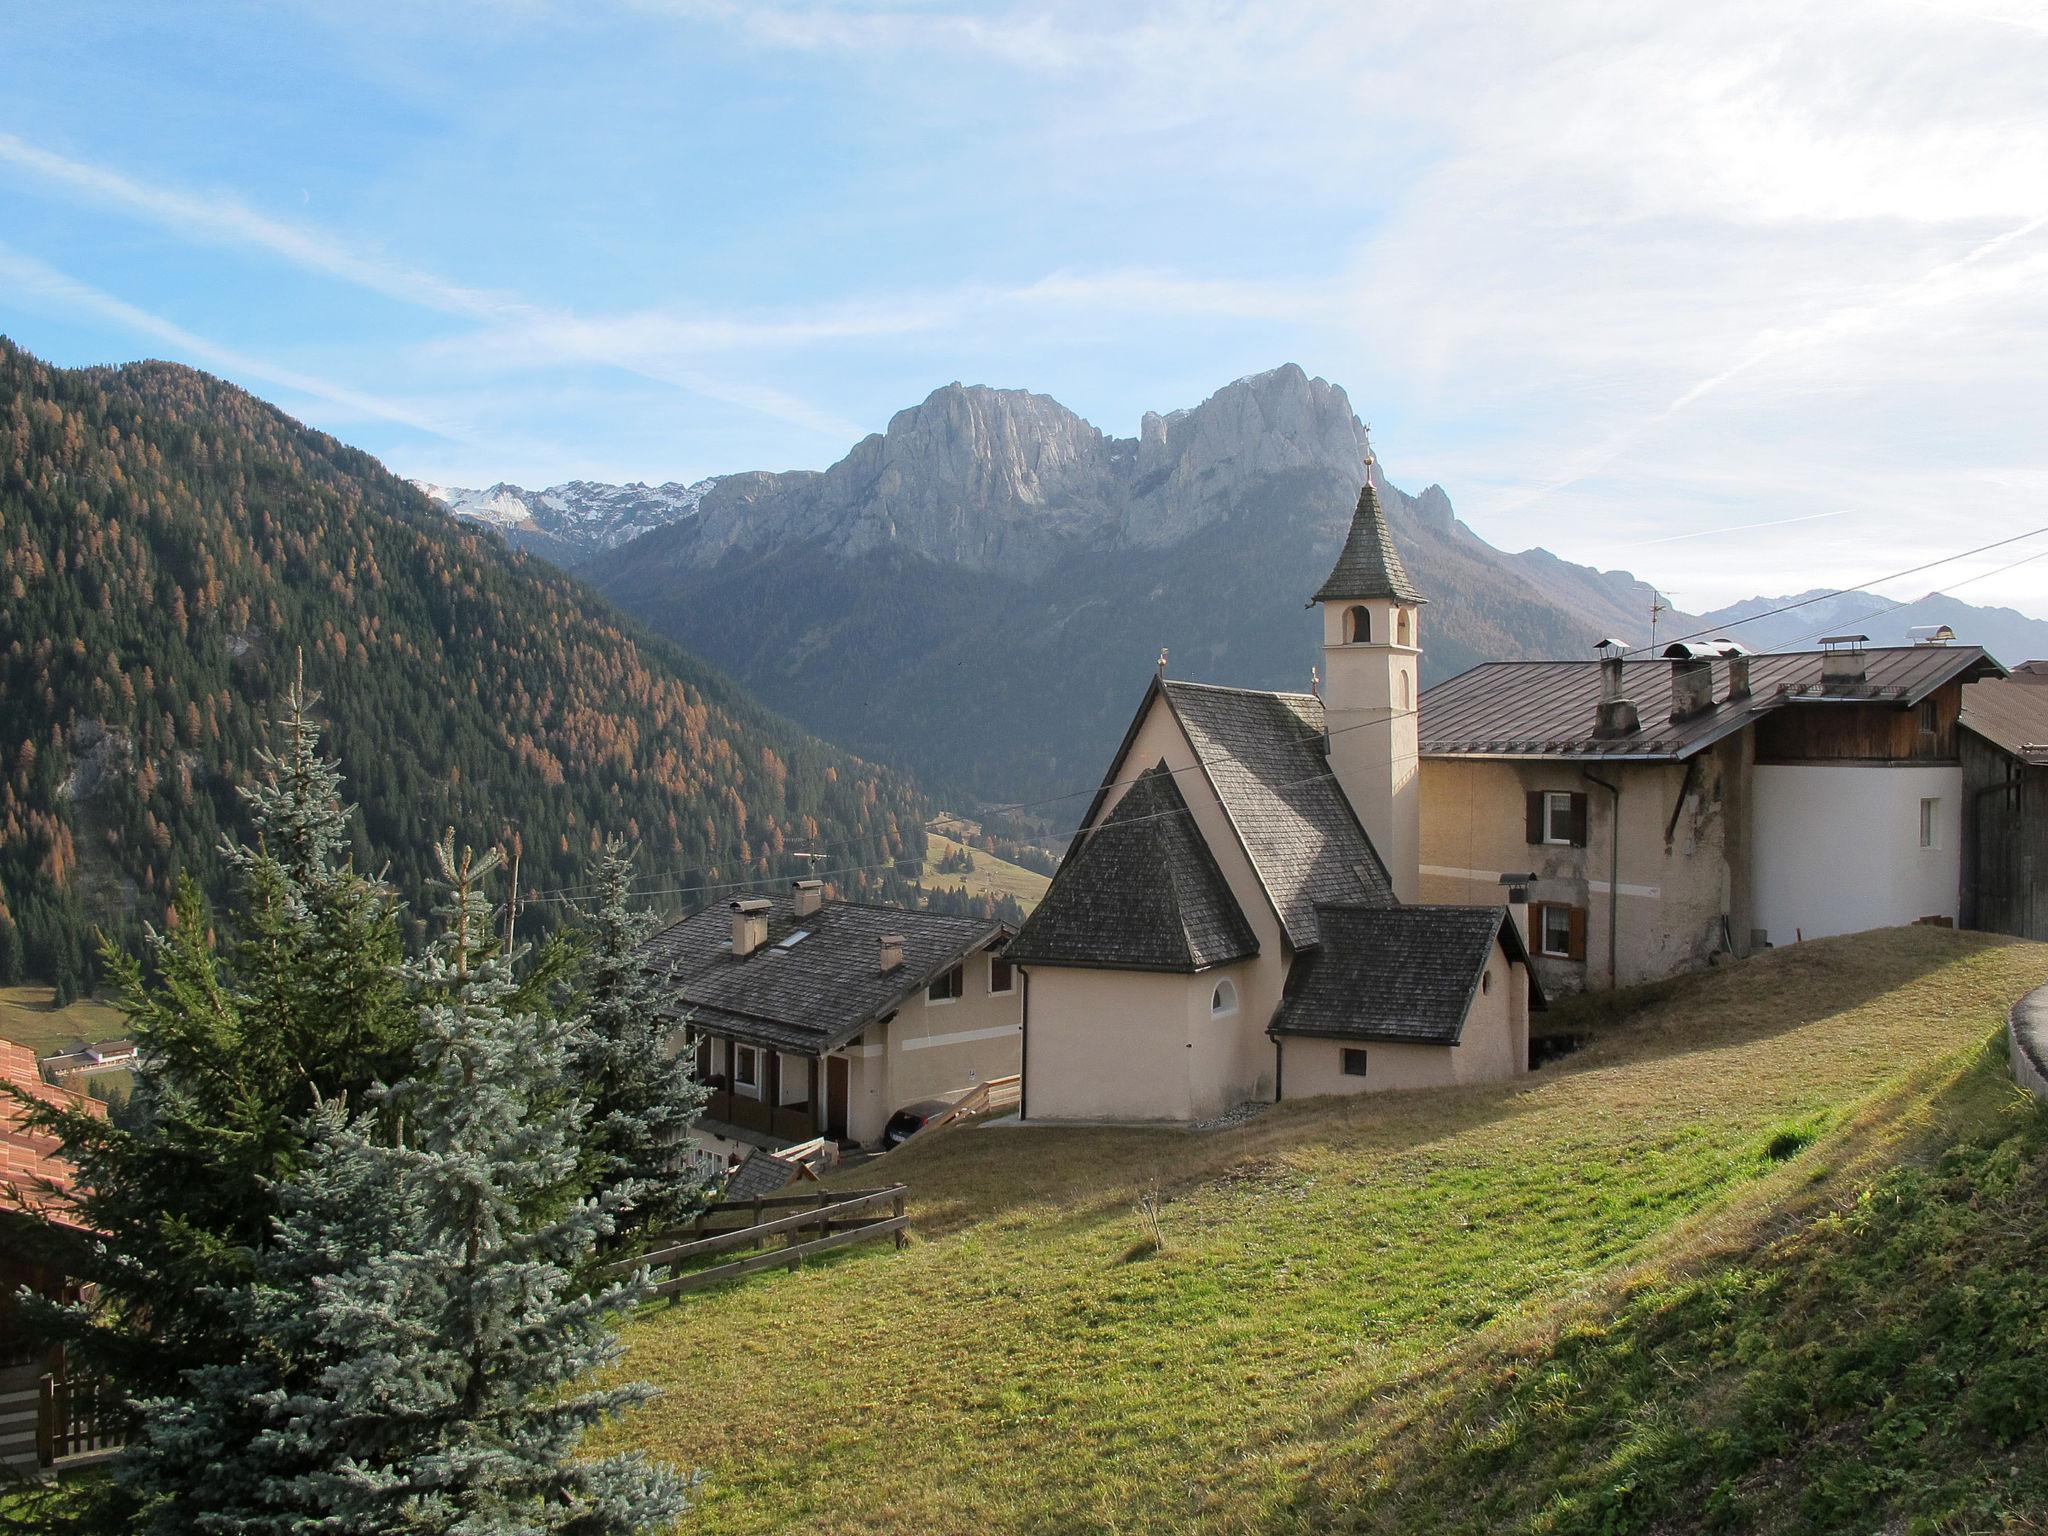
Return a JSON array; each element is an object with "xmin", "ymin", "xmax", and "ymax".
[{"xmin": 3, "ymin": 0, "xmax": 2047, "ymax": 619}]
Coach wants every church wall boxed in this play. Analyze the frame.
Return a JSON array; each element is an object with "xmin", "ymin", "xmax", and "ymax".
[{"xmin": 1022, "ymin": 967, "xmax": 1199, "ymax": 1122}]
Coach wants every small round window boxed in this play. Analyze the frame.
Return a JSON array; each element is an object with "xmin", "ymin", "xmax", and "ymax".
[{"xmin": 1211, "ymin": 978, "xmax": 1239, "ymax": 1017}]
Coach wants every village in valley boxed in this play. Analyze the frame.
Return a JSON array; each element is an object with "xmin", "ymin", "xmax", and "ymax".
[{"xmin": 4, "ymin": 6, "xmax": 2048, "ymax": 1533}]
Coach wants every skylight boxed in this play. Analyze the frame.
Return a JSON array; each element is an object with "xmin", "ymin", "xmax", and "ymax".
[{"xmin": 775, "ymin": 929, "xmax": 812, "ymax": 950}]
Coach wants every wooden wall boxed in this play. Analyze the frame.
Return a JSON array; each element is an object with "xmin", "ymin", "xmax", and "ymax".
[
  {"xmin": 1961, "ymin": 730, "xmax": 2047, "ymax": 940},
  {"xmin": 1754, "ymin": 680, "xmax": 1962, "ymax": 765}
]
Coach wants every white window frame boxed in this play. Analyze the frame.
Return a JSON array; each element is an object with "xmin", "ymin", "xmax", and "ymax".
[
  {"xmin": 988, "ymin": 955, "xmax": 1016, "ymax": 996},
  {"xmin": 1919, "ymin": 797, "xmax": 1940, "ymax": 850},
  {"xmin": 926, "ymin": 963, "xmax": 964, "ymax": 1006},
  {"xmin": 733, "ymin": 1044, "xmax": 761, "ymax": 1098},
  {"xmin": 1210, "ymin": 977, "xmax": 1239, "ymax": 1018},
  {"xmin": 1537, "ymin": 904, "xmax": 1574, "ymax": 959},
  {"xmin": 1541, "ymin": 792, "xmax": 1576, "ymax": 846}
]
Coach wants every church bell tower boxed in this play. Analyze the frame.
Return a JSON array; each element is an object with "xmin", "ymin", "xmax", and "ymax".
[{"xmin": 1313, "ymin": 455, "xmax": 1424, "ymax": 901}]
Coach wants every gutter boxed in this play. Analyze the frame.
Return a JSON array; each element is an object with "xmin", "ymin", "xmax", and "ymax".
[{"xmin": 1581, "ymin": 770, "xmax": 1622, "ymax": 991}]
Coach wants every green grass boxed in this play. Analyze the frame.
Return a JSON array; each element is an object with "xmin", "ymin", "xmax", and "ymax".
[
  {"xmin": 918, "ymin": 830, "xmax": 1052, "ymax": 913},
  {"xmin": 606, "ymin": 929, "xmax": 2048, "ymax": 1533},
  {"xmin": 0, "ymin": 984, "xmax": 126, "ymax": 1057}
]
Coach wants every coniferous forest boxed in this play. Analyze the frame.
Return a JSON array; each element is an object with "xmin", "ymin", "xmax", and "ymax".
[{"xmin": 0, "ymin": 338, "xmax": 931, "ymax": 994}]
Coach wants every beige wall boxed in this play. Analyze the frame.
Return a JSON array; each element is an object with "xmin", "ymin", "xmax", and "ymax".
[
  {"xmin": 1281, "ymin": 941, "xmax": 1530, "ymax": 1098},
  {"xmin": 1321, "ymin": 596, "xmax": 1420, "ymax": 902},
  {"xmin": 832, "ymin": 946, "xmax": 1022, "ymax": 1144},
  {"xmin": 1021, "ymin": 965, "xmax": 1206, "ymax": 1122},
  {"xmin": 1417, "ymin": 735, "xmax": 1754, "ymax": 994}
]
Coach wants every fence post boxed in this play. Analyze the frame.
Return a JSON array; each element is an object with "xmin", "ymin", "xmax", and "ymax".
[
  {"xmin": 893, "ymin": 1187, "xmax": 907, "ymax": 1251},
  {"xmin": 36, "ymin": 1373, "xmax": 54, "ymax": 1468}
]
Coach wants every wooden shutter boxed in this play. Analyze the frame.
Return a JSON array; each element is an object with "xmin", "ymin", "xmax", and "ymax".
[
  {"xmin": 1568, "ymin": 792, "xmax": 1590, "ymax": 847},
  {"xmin": 1567, "ymin": 906, "xmax": 1588, "ymax": 962},
  {"xmin": 1525, "ymin": 791, "xmax": 1546, "ymax": 844}
]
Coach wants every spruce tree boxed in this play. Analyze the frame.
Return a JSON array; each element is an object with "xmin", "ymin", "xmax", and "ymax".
[
  {"xmin": 113, "ymin": 834, "xmax": 694, "ymax": 1533},
  {"xmin": 572, "ymin": 839, "xmax": 710, "ymax": 1237}
]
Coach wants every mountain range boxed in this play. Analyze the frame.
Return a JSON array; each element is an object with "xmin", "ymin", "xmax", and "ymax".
[
  {"xmin": 0, "ymin": 339, "xmax": 931, "ymax": 995},
  {"xmin": 411, "ymin": 477, "xmax": 720, "ymax": 564}
]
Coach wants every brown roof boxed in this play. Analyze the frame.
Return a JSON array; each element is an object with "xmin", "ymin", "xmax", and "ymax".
[
  {"xmin": 1961, "ymin": 670, "xmax": 2048, "ymax": 765},
  {"xmin": 1, "ymin": 1036, "xmax": 103, "ymax": 1230},
  {"xmin": 1420, "ymin": 645, "xmax": 2001, "ymax": 762}
]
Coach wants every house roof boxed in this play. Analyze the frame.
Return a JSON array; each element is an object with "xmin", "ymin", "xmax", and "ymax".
[
  {"xmin": 1310, "ymin": 467, "xmax": 1426, "ymax": 606},
  {"xmin": 637, "ymin": 895, "xmax": 1009, "ymax": 1054},
  {"xmin": 1961, "ymin": 668, "xmax": 2048, "ymax": 766},
  {"xmin": 1420, "ymin": 644, "xmax": 2002, "ymax": 762},
  {"xmin": 1268, "ymin": 904, "xmax": 1539, "ymax": 1045},
  {"xmin": 1, "ymin": 1036, "xmax": 103, "ymax": 1230},
  {"xmin": 1006, "ymin": 763, "xmax": 1259, "ymax": 973}
]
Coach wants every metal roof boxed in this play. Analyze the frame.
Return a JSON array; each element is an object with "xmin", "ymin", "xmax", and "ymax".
[
  {"xmin": 1960, "ymin": 670, "xmax": 2048, "ymax": 765},
  {"xmin": 1419, "ymin": 645, "xmax": 2001, "ymax": 762}
]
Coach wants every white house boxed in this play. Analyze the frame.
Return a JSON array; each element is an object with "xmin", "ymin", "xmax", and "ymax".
[{"xmin": 1007, "ymin": 463, "xmax": 1538, "ymax": 1123}]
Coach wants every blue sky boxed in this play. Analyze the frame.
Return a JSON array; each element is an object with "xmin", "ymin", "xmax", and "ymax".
[{"xmin": 4, "ymin": 0, "xmax": 2047, "ymax": 618}]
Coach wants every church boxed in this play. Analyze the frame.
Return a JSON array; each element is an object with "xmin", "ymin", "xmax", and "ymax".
[{"xmin": 1006, "ymin": 463, "xmax": 1539, "ymax": 1122}]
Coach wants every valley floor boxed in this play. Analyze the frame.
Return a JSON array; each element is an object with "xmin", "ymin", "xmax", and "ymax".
[{"xmin": 608, "ymin": 928, "xmax": 2048, "ymax": 1534}]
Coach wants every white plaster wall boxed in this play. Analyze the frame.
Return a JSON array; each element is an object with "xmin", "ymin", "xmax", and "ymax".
[
  {"xmin": 1752, "ymin": 764, "xmax": 1962, "ymax": 945},
  {"xmin": 832, "ymin": 951, "xmax": 1022, "ymax": 1144},
  {"xmin": 1023, "ymin": 967, "xmax": 1199, "ymax": 1122}
]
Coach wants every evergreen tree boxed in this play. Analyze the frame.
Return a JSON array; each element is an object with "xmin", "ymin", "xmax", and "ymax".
[
  {"xmin": 113, "ymin": 834, "xmax": 694, "ymax": 1533},
  {"xmin": 572, "ymin": 839, "xmax": 711, "ymax": 1237}
]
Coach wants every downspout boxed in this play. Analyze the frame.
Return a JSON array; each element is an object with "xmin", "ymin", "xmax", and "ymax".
[
  {"xmin": 1582, "ymin": 771, "xmax": 1622, "ymax": 991},
  {"xmin": 1273, "ymin": 1036, "xmax": 1285, "ymax": 1104}
]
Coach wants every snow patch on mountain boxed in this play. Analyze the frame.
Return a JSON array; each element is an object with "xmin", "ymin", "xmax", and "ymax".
[{"xmin": 411, "ymin": 476, "xmax": 719, "ymax": 562}]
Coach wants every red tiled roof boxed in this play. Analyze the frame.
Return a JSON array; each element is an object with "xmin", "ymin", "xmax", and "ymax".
[{"xmin": 1, "ymin": 1036, "xmax": 103, "ymax": 1230}]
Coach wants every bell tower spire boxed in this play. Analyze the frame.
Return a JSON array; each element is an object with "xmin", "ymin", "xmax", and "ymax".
[{"xmin": 1313, "ymin": 452, "xmax": 1425, "ymax": 900}]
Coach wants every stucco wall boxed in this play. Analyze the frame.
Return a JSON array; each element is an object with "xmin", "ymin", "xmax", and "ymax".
[
  {"xmin": 1022, "ymin": 966, "xmax": 1207, "ymax": 1122},
  {"xmin": 1751, "ymin": 763, "xmax": 1962, "ymax": 945},
  {"xmin": 833, "ymin": 948, "xmax": 1022, "ymax": 1144},
  {"xmin": 1418, "ymin": 737, "xmax": 1752, "ymax": 994},
  {"xmin": 1281, "ymin": 942, "xmax": 1529, "ymax": 1098},
  {"xmin": 1322, "ymin": 595, "xmax": 1421, "ymax": 902}
]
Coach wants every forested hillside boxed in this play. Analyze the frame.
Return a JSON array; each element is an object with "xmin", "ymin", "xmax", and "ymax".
[{"xmin": 0, "ymin": 339, "xmax": 930, "ymax": 996}]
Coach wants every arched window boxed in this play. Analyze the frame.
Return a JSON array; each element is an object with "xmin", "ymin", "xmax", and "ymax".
[
  {"xmin": 1210, "ymin": 978, "xmax": 1239, "ymax": 1017},
  {"xmin": 1345, "ymin": 605, "xmax": 1371, "ymax": 644},
  {"xmin": 1401, "ymin": 671, "xmax": 1412, "ymax": 711},
  {"xmin": 1481, "ymin": 968, "xmax": 1493, "ymax": 996},
  {"xmin": 1397, "ymin": 608, "xmax": 1413, "ymax": 646}
]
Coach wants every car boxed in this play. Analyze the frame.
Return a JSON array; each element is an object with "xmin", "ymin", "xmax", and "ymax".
[{"xmin": 880, "ymin": 1097, "xmax": 960, "ymax": 1150}]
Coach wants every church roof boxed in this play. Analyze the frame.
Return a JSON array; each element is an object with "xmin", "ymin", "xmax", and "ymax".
[
  {"xmin": 1269, "ymin": 904, "xmax": 1539, "ymax": 1045},
  {"xmin": 1007, "ymin": 763, "xmax": 1259, "ymax": 973},
  {"xmin": 1311, "ymin": 465, "xmax": 1425, "ymax": 606}
]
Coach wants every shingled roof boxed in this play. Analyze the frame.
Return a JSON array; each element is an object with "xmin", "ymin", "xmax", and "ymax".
[
  {"xmin": 1310, "ymin": 466, "xmax": 1425, "ymax": 606},
  {"xmin": 1421, "ymin": 645, "xmax": 2002, "ymax": 762},
  {"xmin": 637, "ymin": 895, "xmax": 1008, "ymax": 1054},
  {"xmin": 1269, "ymin": 904, "xmax": 1538, "ymax": 1045},
  {"xmin": 1007, "ymin": 763, "xmax": 1258, "ymax": 972},
  {"xmin": 1961, "ymin": 669, "xmax": 2048, "ymax": 766}
]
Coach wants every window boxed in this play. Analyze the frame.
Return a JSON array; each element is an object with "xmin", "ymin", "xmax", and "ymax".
[
  {"xmin": 1534, "ymin": 903, "xmax": 1585, "ymax": 961},
  {"xmin": 733, "ymin": 1045, "xmax": 759, "ymax": 1096},
  {"xmin": 989, "ymin": 956, "xmax": 1015, "ymax": 995},
  {"xmin": 1540, "ymin": 791, "xmax": 1583, "ymax": 846},
  {"xmin": 1401, "ymin": 671, "xmax": 1412, "ymax": 711},
  {"xmin": 1211, "ymin": 978, "xmax": 1239, "ymax": 1017},
  {"xmin": 1481, "ymin": 968, "xmax": 1493, "ymax": 996},
  {"xmin": 926, "ymin": 963, "xmax": 964, "ymax": 1004},
  {"xmin": 1919, "ymin": 700, "xmax": 1939, "ymax": 736},
  {"xmin": 775, "ymin": 928, "xmax": 812, "ymax": 950},
  {"xmin": 1919, "ymin": 797, "xmax": 1939, "ymax": 850},
  {"xmin": 1341, "ymin": 1048, "xmax": 1369, "ymax": 1077},
  {"xmin": 778, "ymin": 1052, "xmax": 810, "ymax": 1107},
  {"xmin": 1397, "ymin": 609, "xmax": 1412, "ymax": 647},
  {"xmin": 1346, "ymin": 605, "xmax": 1371, "ymax": 644}
]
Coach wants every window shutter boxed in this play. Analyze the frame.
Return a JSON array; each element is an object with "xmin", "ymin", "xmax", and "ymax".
[
  {"xmin": 1569, "ymin": 792, "xmax": 1590, "ymax": 847},
  {"xmin": 1567, "ymin": 906, "xmax": 1588, "ymax": 962},
  {"xmin": 1525, "ymin": 791, "xmax": 1545, "ymax": 844}
]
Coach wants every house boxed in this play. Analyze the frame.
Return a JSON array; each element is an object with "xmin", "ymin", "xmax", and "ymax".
[
  {"xmin": 639, "ymin": 879, "xmax": 1019, "ymax": 1148},
  {"xmin": 1959, "ymin": 660, "xmax": 2048, "ymax": 939},
  {"xmin": 1417, "ymin": 632, "xmax": 2004, "ymax": 993},
  {"xmin": 1, "ymin": 1036, "xmax": 103, "ymax": 1479},
  {"xmin": 1006, "ymin": 465, "xmax": 1538, "ymax": 1123}
]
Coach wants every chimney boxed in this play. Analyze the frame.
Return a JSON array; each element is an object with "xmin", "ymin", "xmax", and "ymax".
[
  {"xmin": 1819, "ymin": 634, "xmax": 1868, "ymax": 689},
  {"xmin": 791, "ymin": 878, "xmax": 823, "ymax": 919},
  {"xmin": 1663, "ymin": 642, "xmax": 1717, "ymax": 721},
  {"xmin": 729, "ymin": 898, "xmax": 771, "ymax": 958},
  {"xmin": 1713, "ymin": 638, "xmax": 1753, "ymax": 701},
  {"xmin": 1907, "ymin": 624, "xmax": 1956, "ymax": 646},
  {"xmin": 878, "ymin": 933, "xmax": 905, "ymax": 973},
  {"xmin": 1590, "ymin": 638, "xmax": 1640, "ymax": 738}
]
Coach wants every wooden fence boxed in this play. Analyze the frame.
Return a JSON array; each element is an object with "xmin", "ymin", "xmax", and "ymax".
[
  {"xmin": 36, "ymin": 1372, "xmax": 122, "ymax": 1471},
  {"xmin": 615, "ymin": 1184, "xmax": 909, "ymax": 1298}
]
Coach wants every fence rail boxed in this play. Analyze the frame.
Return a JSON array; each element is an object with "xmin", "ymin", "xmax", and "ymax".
[
  {"xmin": 617, "ymin": 1184, "xmax": 909, "ymax": 1297},
  {"xmin": 37, "ymin": 1373, "xmax": 123, "ymax": 1470}
]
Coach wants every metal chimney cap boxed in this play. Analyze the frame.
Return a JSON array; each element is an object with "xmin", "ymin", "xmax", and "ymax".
[
  {"xmin": 1662, "ymin": 641, "xmax": 1720, "ymax": 661},
  {"xmin": 1593, "ymin": 637, "xmax": 1629, "ymax": 655},
  {"xmin": 1711, "ymin": 637, "xmax": 1755, "ymax": 657},
  {"xmin": 1818, "ymin": 633, "xmax": 1869, "ymax": 650},
  {"xmin": 730, "ymin": 897, "xmax": 772, "ymax": 914}
]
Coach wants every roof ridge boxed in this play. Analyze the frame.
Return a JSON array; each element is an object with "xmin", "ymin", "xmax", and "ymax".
[{"xmin": 1162, "ymin": 678, "xmax": 1319, "ymax": 701}]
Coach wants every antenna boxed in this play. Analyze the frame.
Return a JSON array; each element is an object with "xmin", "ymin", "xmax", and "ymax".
[{"xmin": 1649, "ymin": 589, "xmax": 1668, "ymax": 653}]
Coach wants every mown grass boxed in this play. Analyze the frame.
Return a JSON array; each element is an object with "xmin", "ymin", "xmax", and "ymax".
[
  {"xmin": 918, "ymin": 831, "xmax": 1051, "ymax": 913},
  {"xmin": 0, "ymin": 985, "xmax": 125, "ymax": 1058},
  {"xmin": 607, "ymin": 928, "xmax": 2047, "ymax": 1534}
]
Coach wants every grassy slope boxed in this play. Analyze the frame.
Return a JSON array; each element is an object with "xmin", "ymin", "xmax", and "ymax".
[
  {"xmin": 0, "ymin": 984, "xmax": 125, "ymax": 1055},
  {"xmin": 611, "ymin": 929, "xmax": 2048, "ymax": 1534},
  {"xmin": 918, "ymin": 830, "xmax": 1052, "ymax": 912}
]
